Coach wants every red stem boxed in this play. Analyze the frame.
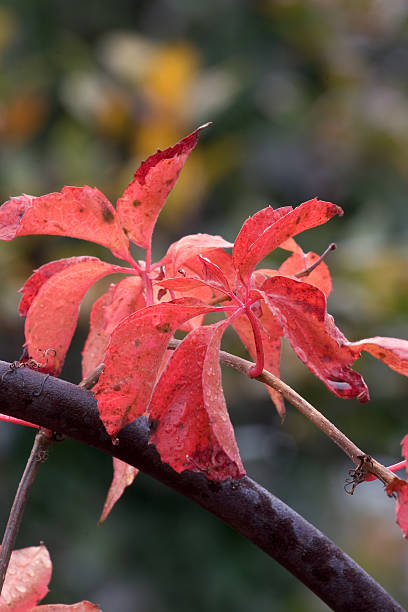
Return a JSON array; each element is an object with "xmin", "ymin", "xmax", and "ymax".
[
  {"xmin": 245, "ymin": 306, "xmax": 264, "ymax": 377},
  {"xmin": 0, "ymin": 414, "xmax": 39, "ymax": 429}
]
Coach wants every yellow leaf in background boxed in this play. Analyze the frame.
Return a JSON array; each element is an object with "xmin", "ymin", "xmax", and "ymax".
[
  {"xmin": 143, "ymin": 42, "xmax": 200, "ymax": 114},
  {"xmin": 1, "ymin": 92, "xmax": 48, "ymax": 145}
]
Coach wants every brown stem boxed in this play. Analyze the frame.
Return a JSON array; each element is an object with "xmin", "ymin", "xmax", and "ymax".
[
  {"xmin": 168, "ymin": 339, "xmax": 400, "ymax": 487},
  {"xmin": 0, "ymin": 361, "xmax": 403, "ymax": 611},
  {"xmin": 79, "ymin": 363, "xmax": 105, "ymax": 390},
  {"xmin": 295, "ymin": 243, "xmax": 336, "ymax": 278},
  {"xmin": 0, "ymin": 428, "xmax": 53, "ymax": 593}
]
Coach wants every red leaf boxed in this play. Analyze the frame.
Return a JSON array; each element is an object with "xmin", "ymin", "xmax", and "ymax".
[
  {"xmin": 93, "ymin": 300, "xmax": 220, "ymax": 437},
  {"xmin": 0, "ymin": 544, "xmax": 52, "ymax": 611},
  {"xmin": 386, "ymin": 479, "xmax": 408, "ymax": 538},
  {"xmin": 199, "ymin": 255, "xmax": 232, "ymax": 292},
  {"xmin": 278, "ymin": 249, "xmax": 332, "ymax": 298},
  {"xmin": 233, "ymin": 206, "xmax": 292, "ymax": 275},
  {"xmin": 19, "ymin": 257, "xmax": 84, "ymax": 317},
  {"xmin": 0, "ymin": 187, "xmax": 130, "ymax": 262},
  {"xmin": 233, "ymin": 199, "xmax": 342, "ymax": 283},
  {"xmin": 159, "ymin": 232, "xmax": 233, "ymax": 275},
  {"xmin": 117, "ymin": 125, "xmax": 209, "ymax": 249},
  {"xmin": 156, "ymin": 278, "xmax": 208, "ymax": 293},
  {"xmin": 33, "ymin": 603, "xmax": 101, "ymax": 611},
  {"xmin": 261, "ymin": 275, "xmax": 370, "ymax": 401},
  {"xmin": 24, "ymin": 257, "xmax": 127, "ymax": 375},
  {"xmin": 232, "ymin": 307, "xmax": 285, "ymax": 420},
  {"xmin": 82, "ymin": 276, "xmax": 145, "ymax": 378},
  {"xmin": 149, "ymin": 319, "xmax": 245, "ymax": 481},
  {"xmin": 99, "ymin": 458, "xmax": 139, "ymax": 523},
  {"xmin": 348, "ymin": 337, "xmax": 408, "ymax": 377}
]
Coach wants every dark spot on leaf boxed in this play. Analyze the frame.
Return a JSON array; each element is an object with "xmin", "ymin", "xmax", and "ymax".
[
  {"xmin": 79, "ymin": 208, "xmax": 84, "ymax": 213},
  {"xmin": 113, "ymin": 384, "xmax": 121, "ymax": 391},
  {"xmin": 134, "ymin": 339, "xmax": 141, "ymax": 347},
  {"xmin": 132, "ymin": 200, "xmax": 141, "ymax": 208},
  {"xmin": 165, "ymin": 179, "xmax": 173, "ymax": 187},
  {"xmin": 156, "ymin": 322, "xmax": 171, "ymax": 333},
  {"xmin": 377, "ymin": 350, "xmax": 387, "ymax": 359},
  {"xmin": 102, "ymin": 205, "xmax": 115, "ymax": 223}
]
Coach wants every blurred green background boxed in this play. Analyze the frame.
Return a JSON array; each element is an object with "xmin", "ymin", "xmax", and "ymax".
[{"xmin": 1, "ymin": 1, "xmax": 408, "ymax": 610}]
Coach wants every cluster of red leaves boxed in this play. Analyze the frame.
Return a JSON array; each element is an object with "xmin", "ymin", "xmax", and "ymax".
[
  {"xmin": 1, "ymin": 125, "xmax": 408, "ymax": 533},
  {"xmin": 0, "ymin": 544, "xmax": 100, "ymax": 611}
]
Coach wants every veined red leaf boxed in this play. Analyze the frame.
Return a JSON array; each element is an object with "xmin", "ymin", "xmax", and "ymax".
[
  {"xmin": 94, "ymin": 299, "xmax": 221, "ymax": 437},
  {"xmin": 117, "ymin": 125, "xmax": 209, "ymax": 249},
  {"xmin": 279, "ymin": 250, "xmax": 332, "ymax": 298},
  {"xmin": 0, "ymin": 544, "xmax": 52, "ymax": 611},
  {"xmin": 149, "ymin": 319, "xmax": 245, "ymax": 481},
  {"xmin": 33, "ymin": 603, "xmax": 101, "ymax": 611},
  {"xmin": 386, "ymin": 479, "xmax": 408, "ymax": 538},
  {"xmin": 159, "ymin": 232, "xmax": 233, "ymax": 275},
  {"xmin": 99, "ymin": 458, "xmax": 139, "ymax": 523},
  {"xmin": 157, "ymin": 277, "xmax": 208, "ymax": 293},
  {"xmin": 234, "ymin": 199, "xmax": 342, "ymax": 283},
  {"xmin": 82, "ymin": 276, "xmax": 145, "ymax": 378},
  {"xmin": 199, "ymin": 255, "xmax": 232, "ymax": 292},
  {"xmin": 232, "ymin": 307, "xmax": 285, "ymax": 420},
  {"xmin": 0, "ymin": 186, "xmax": 130, "ymax": 262},
  {"xmin": 233, "ymin": 206, "xmax": 292, "ymax": 274},
  {"xmin": 261, "ymin": 275, "xmax": 369, "ymax": 401},
  {"xmin": 348, "ymin": 337, "xmax": 408, "ymax": 377},
  {"xmin": 19, "ymin": 256, "xmax": 100, "ymax": 317},
  {"xmin": 24, "ymin": 257, "xmax": 127, "ymax": 375}
]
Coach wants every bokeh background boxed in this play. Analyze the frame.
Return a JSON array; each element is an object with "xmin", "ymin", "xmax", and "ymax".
[{"xmin": 1, "ymin": 1, "xmax": 408, "ymax": 610}]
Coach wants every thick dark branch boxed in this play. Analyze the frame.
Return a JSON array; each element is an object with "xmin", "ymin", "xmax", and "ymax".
[{"xmin": 0, "ymin": 361, "xmax": 404, "ymax": 612}]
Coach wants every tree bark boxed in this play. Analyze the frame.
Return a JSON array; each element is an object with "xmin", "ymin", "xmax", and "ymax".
[{"xmin": 0, "ymin": 361, "xmax": 404, "ymax": 612}]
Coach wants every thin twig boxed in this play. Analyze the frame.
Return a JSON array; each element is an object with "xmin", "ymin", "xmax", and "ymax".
[
  {"xmin": 295, "ymin": 243, "xmax": 336, "ymax": 278},
  {"xmin": 79, "ymin": 364, "xmax": 105, "ymax": 390},
  {"xmin": 167, "ymin": 339, "xmax": 401, "ymax": 487},
  {"xmin": 0, "ymin": 428, "xmax": 53, "ymax": 593}
]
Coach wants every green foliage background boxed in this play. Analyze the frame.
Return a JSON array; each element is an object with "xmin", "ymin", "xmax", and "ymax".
[{"xmin": 0, "ymin": 1, "xmax": 408, "ymax": 610}]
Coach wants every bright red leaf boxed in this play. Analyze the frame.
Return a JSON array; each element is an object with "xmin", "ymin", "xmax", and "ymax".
[
  {"xmin": 149, "ymin": 319, "xmax": 245, "ymax": 481},
  {"xmin": 261, "ymin": 275, "xmax": 370, "ymax": 400},
  {"xmin": 0, "ymin": 544, "xmax": 51, "ymax": 611},
  {"xmin": 348, "ymin": 337, "xmax": 408, "ymax": 377},
  {"xmin": 116, "ymin": 124, "xmax": 209, "ymax": 249},
  {"xmin": 386, "ymin": 479, "xmax": 408, "ymax": 538},
  {"xmin": 23, "ymin": 257, "xmax": 127, "ymax": 375},
  {"xmin": 0, "ymin": 187, "xmax": 130, "ymax": 262},
  {"xmin": 233, "ymin": 199, "xmax": 342, "ymax": 283},
  {"xmin": 82, "ymin": 276, "xmax": 145, "ymax": 378},
  {"xmin": 158, "ymin": 232, "xmax": 233, "ymax": 275},
  {"xmin": 99, "ymin": 458, "xmax": 139, "ymax": 523},
  {"xmin": 94, "ymin": 299, "xmax": 221, "ymax": 437}
]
